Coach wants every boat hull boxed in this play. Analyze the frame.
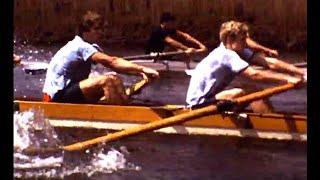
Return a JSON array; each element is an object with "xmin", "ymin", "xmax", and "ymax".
[{"xmin": 14, "ymin": 100, "xmax": 307, "ymax": 141}]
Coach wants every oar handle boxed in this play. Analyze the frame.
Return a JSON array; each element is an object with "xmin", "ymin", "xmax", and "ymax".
[{"xmin": 125, "ymin": 78, "xmax": 150, "ymax": 97}]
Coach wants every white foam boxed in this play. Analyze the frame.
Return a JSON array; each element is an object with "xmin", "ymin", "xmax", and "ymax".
[{"xmin": 14, "ymin": 110, "xmax": 140, "ymax": 178}]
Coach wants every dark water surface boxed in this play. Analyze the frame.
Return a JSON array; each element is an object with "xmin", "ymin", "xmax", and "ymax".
[
  {"xmin": 14, "ymin": 43, "xmax": 307, "ymax": 179},
  {"xmin": 65, "ymin": 130, "xmax": 307, "ymax": 180}
]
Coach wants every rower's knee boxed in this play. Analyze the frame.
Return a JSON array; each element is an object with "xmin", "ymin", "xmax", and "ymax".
[
  {"xmin": 250, "ymin": 99, "xmax": 274, "ymax": 113},
  {"xmin": 97, "ymin": 74, "xmax": 123, "ymax": 87},
  {"xmin": 232, "ymin": 88, "xmax": 245, "ymax": 96},
  {"xmin": 263, "ymin": 57, "xmax": 277, "ymax": 69},
  {"xmin": 215, "ymin": 88, "xmax": 245, "ymax": 100},
  {"xmin": 98, "ymin": 75, "xmax": 128, "ymax": 105}
]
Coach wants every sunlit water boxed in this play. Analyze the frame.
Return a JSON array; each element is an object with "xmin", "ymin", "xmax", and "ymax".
[{"xmin": 14, "ymin": 110, "xmax": 140, "ymax": 179}]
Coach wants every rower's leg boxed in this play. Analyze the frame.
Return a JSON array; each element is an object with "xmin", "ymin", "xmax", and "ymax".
[
  {"xmin": 215, "ymin": 88, "xmax": 247, "ymax": 112},
  {"xmin": 240, "ymin": 84, "xmax": 275, "ymax": 113},
  {"xmin": 215, "ymin": 88, "xmax": 245, "ymax": 100},
  {"xmin": 249, "ymin": 99, "xmax": 274, "ymax": 113},
  {"xmin": 215, "ymin": 87, "xmax": 274, "ymax": 113},
  {"xmin": 79, "ymin": 74, "xmax": 128, "ymax": 104}
]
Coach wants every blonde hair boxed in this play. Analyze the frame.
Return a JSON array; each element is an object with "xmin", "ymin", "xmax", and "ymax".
[
  {"xmin": 78, "ymin": 11, "xmax": 103, "ymax": 36},
  {"xmin": 219, "ymin": 20, "xmax": 249, "ymax": 44}
]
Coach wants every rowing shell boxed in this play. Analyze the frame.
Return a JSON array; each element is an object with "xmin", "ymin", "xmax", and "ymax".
[{"xmin": 14, "ymin": 100, "xmax": 307, "ymax": 141}]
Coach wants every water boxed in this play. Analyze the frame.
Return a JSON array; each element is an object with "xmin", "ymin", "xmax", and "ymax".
[
  {"xmin": 14, "ymin": 110, "xmax": 140, "ymax": 179},
  {"xmin": 14, "ymin": 110, "xmax": 307, "ymax": 179},
  {"xmin": 14, "ymin": 41, "xmax": 307, "ymax": 179}
]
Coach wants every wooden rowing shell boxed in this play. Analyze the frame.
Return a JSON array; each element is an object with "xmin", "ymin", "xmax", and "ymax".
[{"xmin": 14, "ymin": 100, "xmax": 307, "ymax": 141}]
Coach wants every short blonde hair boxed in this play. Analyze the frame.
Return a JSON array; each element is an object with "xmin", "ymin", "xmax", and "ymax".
[{"xmin": 219, "ymin": 20, "xmax": 249, "ymax": 44}]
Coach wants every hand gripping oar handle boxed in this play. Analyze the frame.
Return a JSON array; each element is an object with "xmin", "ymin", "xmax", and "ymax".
[
  {"xmin": 123, "ymin": 51, "xmax": 193, "ymax": 60},
  {"xmin": 22, "ymin": 83, "xmax": 298, "ymax": 155}
]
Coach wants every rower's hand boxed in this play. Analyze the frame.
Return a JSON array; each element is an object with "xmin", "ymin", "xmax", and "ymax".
[
  {"xmin": 141, "ymin": 67, "xmax": 159, "ymax": 79},
  {"xmin": 286, "ymin": 76, "xmax": 303, "ymax": 85},
  {"xmin": 217, "ymin": 99, "xmax": 236, "ymax": 112},
  {"xmin": 197, "ymin": 45, "xmax": 207, "ymax": 53},
  {"xmin": 139, "ymin": 72, "xmax": 150, "ymax": 84},
  {"xmin": 184, "ymin": 48, "xmax": 196, "ymax": 55},
  {"xmin": 267, "ymin": 49, "xmax": 279, "ymax": 57}
]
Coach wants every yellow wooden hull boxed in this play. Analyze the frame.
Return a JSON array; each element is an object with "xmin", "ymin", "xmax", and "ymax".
[{"xmin": 14, "ymin": 100, "xmax": 307, "ymax": 141}]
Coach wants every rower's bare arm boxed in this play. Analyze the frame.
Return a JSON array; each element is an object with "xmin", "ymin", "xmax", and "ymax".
[
  {"xmin": 176, "ymin": 30, "xmax": 207, "ymax": 52},
  {"xmin": 240, "ymin": 66, "xmax": 301, "ymax": 84},
  {"xmin": 164, "ymin": 36, "xmax": 189, "ymax": 51},
  {"xmin": 246, "ymin": 37, "xmax": 278, "ymax": 57},
  {"xmin": 91, "ymin": 52, "xmax": 159, "ymax": 78},
  {"xmin": 263, "ymin": 57, "xmax": 305, "ymax": 76}
]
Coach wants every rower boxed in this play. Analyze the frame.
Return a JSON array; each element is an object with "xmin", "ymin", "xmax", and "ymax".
[
  {"xmin": 42, "ymin": 11, "xmax": 159, "ymax": 105},
  {"xmin": 186, "ymin": 20, "xmax": 304, "ymax": 113},
  {"xmin": 145, "ymin": 12, "xmax": 207, "ymax": 69}
]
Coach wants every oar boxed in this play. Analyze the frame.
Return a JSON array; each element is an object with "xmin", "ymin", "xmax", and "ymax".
[
  {"xmin": 15, "ymin": 60, "xmax": 49, "ymax": 75},
  {"xmin": 122, "ymin": 51, "xmax": 186, "ymax": 60},
  {"xmin": 125, "ymin": 78, "xmax": 149, "ymax": 97},
  {"xmin": 22, "ymin": 83, "xmax": 299, "ymax": 155},
  {"xmin": 293, "ymin": 62, "xmax": 307, "ymax": 68},
  {"xmin": 122, "ymin": 49, "xmax": 205, "ymax": 61}
]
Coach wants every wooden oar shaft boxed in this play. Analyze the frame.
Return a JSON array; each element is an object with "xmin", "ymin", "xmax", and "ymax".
[
  {"xmin": 62, "ymin": 83, "xmax": 297, "ymax": 152},
  {"xmin": 125, "ymin": 79, "xmax": 149, "ymax": 97},
  {"xmin": 294, "ymin": 62, "xmax": 307, "ymax": 68},
  {"xmin": 22, "ymin": 83, "xmax": 298, "ymax": 154},
  {"xmin": 63, "ymin": 105, "xmax": 217, "ymax": 151},
  {"xmin": 123, "ymin": 51, "xmax": 187, "ymax": 60},
  {"xmin": 235, "ymin": 83, "xmax": 295, "ymax": 105}
]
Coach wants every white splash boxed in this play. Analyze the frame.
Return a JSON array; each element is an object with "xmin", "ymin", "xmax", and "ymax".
[
  {"xmin": 14, "ymin": 110, "xmax": 141, "ymax": 178},
  {"xmin": 91, "ymin": 148, "xmax": 127, "ymax": 172},
  {"xmin": 14, "ymin": 111, "xmax": 33, "ymax": 151},
  {"xmin": 14, "ymin": 110, "xmax": 64, "ymax": 178},
  {"xmin": 14, "ymin": 155, "xmax": 63, "ymax": 169}
]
